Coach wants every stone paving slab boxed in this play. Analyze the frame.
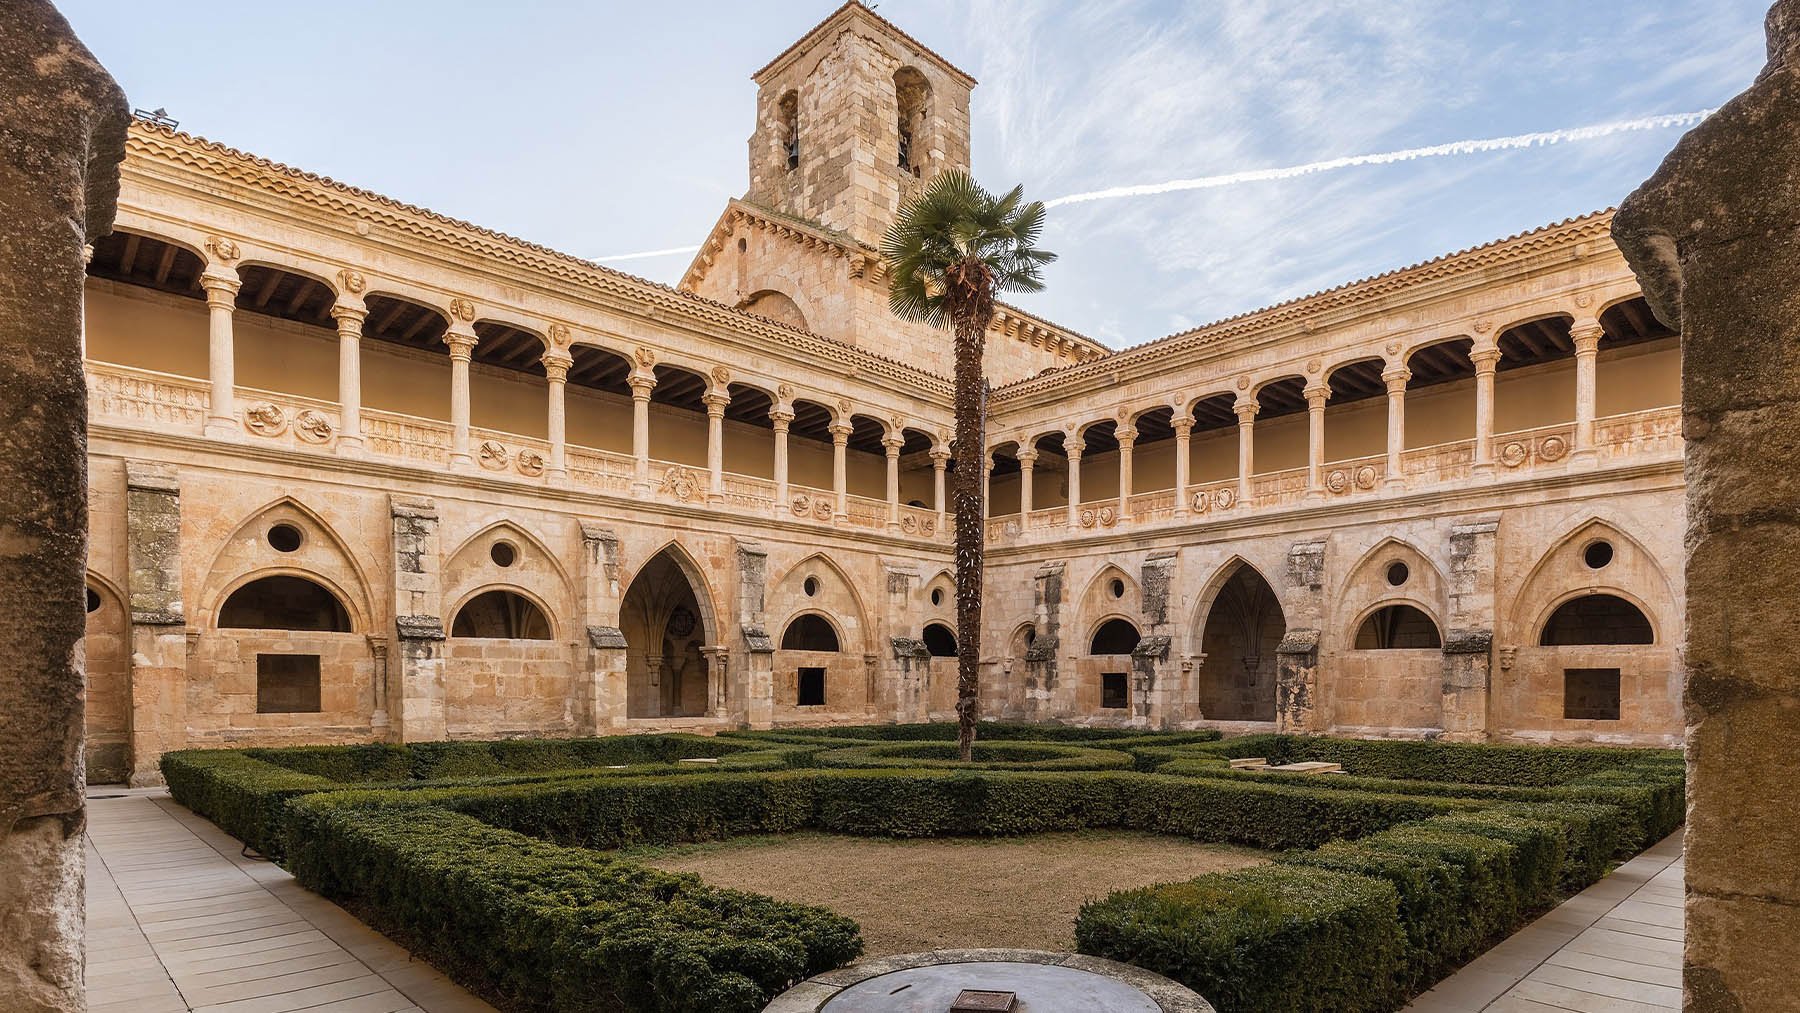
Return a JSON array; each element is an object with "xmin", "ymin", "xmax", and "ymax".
[
  {"xmin": 83, "ymin": 789, "xmax": 495, "ymax": 1013},
  {"xmin": 1404, "ymin": 829, "xmax": 1684, "ymax": 1013}
]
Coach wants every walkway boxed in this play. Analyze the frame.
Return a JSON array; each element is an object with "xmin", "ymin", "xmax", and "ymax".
[
  {"xmin": 1406, "ymin": 829, "xmax": 1684, "ymax": 1012},
  {"xmin": 84, "ymin": 788, "xmax": 495, "ymax": 1013}
]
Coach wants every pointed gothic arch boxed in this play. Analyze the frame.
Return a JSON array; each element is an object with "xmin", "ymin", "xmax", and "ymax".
[
  {"xmin": 1193, "ymin": 558, "xmax": 1285, "ymax": 722},
  {"xmin": 200, "ymin": 497, "xmax": 374, "ymax": 631},
  {"xmin": 621, "ymin": 541, "xmax": 721, "ymax": 719},
  {"xmin": 1509, "ymin": 516, "xmax": 1675, "ymax": 641}
]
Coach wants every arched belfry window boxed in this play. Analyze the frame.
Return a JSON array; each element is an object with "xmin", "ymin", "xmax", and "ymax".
[
  {"xmin": 451, "ymin": 590, "xmax": 552, "ymax": 640},
  {"xmin": 779, "ymin": 90, "xmax": 800, "ymax": 171},
  {"xmin": 893, "ymin": 67, "xmax": 930, "ymax": 174}
]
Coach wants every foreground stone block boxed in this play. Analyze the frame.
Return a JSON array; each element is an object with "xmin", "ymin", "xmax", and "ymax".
[
  {"xmin": 1613, "ymin": 2, "xmax": 1800, "ymax": 1008},
  {"xmin": 0, "ymin": 1, "xmax": 129, "ymax": 1009}
]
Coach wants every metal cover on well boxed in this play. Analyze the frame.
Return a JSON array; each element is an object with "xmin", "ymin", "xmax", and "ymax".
[{"xmin": 951, "ymin": 990, "xmax": 1017, "ymax": 1012}]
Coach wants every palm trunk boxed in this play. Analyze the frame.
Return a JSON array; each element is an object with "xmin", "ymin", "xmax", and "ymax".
[{"xmin": 948, "ymin": 260, "xmax": 993, "ymax": 763}]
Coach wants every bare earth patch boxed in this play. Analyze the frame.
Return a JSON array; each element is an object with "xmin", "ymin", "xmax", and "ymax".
[{"xmin": 636, "ymin": 831, "xmax": 1270, "ymax": 956}]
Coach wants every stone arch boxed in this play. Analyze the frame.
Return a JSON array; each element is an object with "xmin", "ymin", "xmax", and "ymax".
[
  {"xmin": 199, "ymin": 497, "xmax": 375, "ymax": 631},
  {"xmin": 737, "ymin": 289, "xmax": 809, "ymax": 332},
  {"xmin": 83, "ymin": 573, "xmax": 131, "ymax": 784},
  {"xmin": 921, "ymin": 568, "xmax": 955, "ymax": 617},
  {"xmin": 217, "ymin": 574, "xmax": 354, "ymax": 633},
  {"xmin": 1075, "ymin": 563, "xmax": 1140, "ymax": 640},
  {"xmin": 621, "ymin": 541, "xmax": 722, "ymax": 719},
  {"xmin": 443, "ymin": 519, "xmax": 574, "ymax": 629},
  {"xmin": 1351, "ymin": 601, "xmax": 1445, "ymax": 649},
  {"xmin": 1087, "ymin": 616, "xmax": 1142, "ymax": 655},
  {"xmin": 1509, "ymin": 516, "xmax": 1676, "ymax": 641},
  {"xmin": 1007, "ymin": 621, "xmax": 1038, "ymax": 660},
  {"xmin": 1334, "ymin": 538, "xmax": 1446, "ymax": 639},
  {"xmin": 781, "ymin": 611, "xmax": 844, "ymax": 652},
  {"xmin": 770, "ymin": 552, "xmax": 872, "ymax": 655},
  {"xmin": 447, "ymin": 585, "xmax": 558, "ymax": 640},
  {"xmin": 894, "ymin": 65, "xmax": 932, "ymax": 174},
  {"xmin": 1191, "ymin": 558, "xmax": 1285, "ymax": 722},
  {"xmin": 922, "ymin": 621, "xmax": 958, "ymax": 657},
  {"xmin": 1538, "ymin": 594, "xmax": 1655, "ymax": 646}
]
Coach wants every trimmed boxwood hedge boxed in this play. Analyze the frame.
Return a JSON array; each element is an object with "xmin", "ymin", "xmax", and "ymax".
[
  {"xmin": 743, "ymin": 721, "xmax": 1222, "ymax": 745},
  {"xmin": 165, "ymin": 730, "xmax": 1683, "ymax": 1013},
  {"xmin": 812, "ymin": 740, "xmax": 1135, "ymax": 771}
]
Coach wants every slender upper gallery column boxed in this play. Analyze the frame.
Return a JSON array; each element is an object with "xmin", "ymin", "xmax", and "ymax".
[
  {"xmin": 930, "ymin": 448, "xmax": 950, "ymax": 530},
  {"xmin": 1171, "ymin": 415, "xmax": 1193, "ymax": 518},
  {"xmin": 982, "ymin": 455, "xmax": 993, "ymax": 517},
  {"xmin": 1065, "ymin": 437, "xmax": 1085, "ymax": 526},
  {"xmin": 1116, "ymin": 425, "xmax": 1136, "ymax": 522},
  {"xmin": 443, "ymin": 323, "xmax": 479, "ymax": 469},
  {"xmin": 704, "ymin": 384, "xmax": 731, "ymax": 505},
  {"xmin": 1570, "ymin": 317, "xmax": 1603, "ymax": 464},
  {"xmin": 200, "ymin": 258, "xmax": 242, "ymax": 438},
  {"xmin": 1382, "ymin": 364, "xmax": 1411, "ymax": 488},
  {"xmin": 769, "ymin": 403, "xmax": 794, "ymax": 515},
  {"xmin": 883, "ymin": 433, "xmax": 904, "ymax": 531},
  {"xmin": 1470, "ymin": 342, "xmax": 1501, "ymax": 476},
  {"xmin": 1234, "ymin": 398, "xmax": 1258, "ymax": 503},
  {"xmin": 1017, "ymin": 448, "xmax": 1039, "ymax": 517},
  {"xmin": 1304, "ymin": 383, "xmax": 1329, "ymax": 500},
  {"xmin": 331, "ymin": 299, "xmax": 366, "ymax": 453},
  {"xmin": 543, "ymin": 349, "xmax": 571, "ymax": 480},
  {"xmin": 627, "ymin": 359, "xmax": 656, "ymax": 494},
  {"xmin": 829, "ymin": 420, "xmax": 852, "ymax": 521}
]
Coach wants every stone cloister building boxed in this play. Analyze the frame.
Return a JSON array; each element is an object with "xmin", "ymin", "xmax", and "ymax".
[{"xmin": 80, "ymin": 1, "xmax": 1682, "ymax": 785}]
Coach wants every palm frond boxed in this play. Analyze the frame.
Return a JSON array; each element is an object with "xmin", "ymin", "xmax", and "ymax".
[{"xmin": 881, "ymin": 170, "xmax": 1057, "ymax": 330}]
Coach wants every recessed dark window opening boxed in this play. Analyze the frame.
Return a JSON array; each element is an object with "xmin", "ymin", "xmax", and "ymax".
[
  {"xmin": 257, "ymin": 654, "xmax": 322, "ymax": 714},
  {"xmin": 220, "ymin": 576, "xmax": 351, "ymax": 632},
  {"xmin": 1584, "ymin": 540, "xmax": 1614, "ymax": 569},
  {"xmin": 1386, "ymin": 561, "xmax": 1409, "ymax": 587},
  {"xmin": 1564, "ymin": 668, "xmax": 1621, "ymax": 720},
  {"xmin": 797, "ymin": 666, "xmax": 826, "ymax": 706},
  {"xmin": 1089, "ymin": 618, "xmax": 1141, "ymax": 655},
  {"xmin": 781, "ymin": 613, "xmax": 840, "ymax": 652},
  {"xmin": 267, "ymin": 523, "xmax": 303, "ymax": 553},
  {"xmin": 1355, "ymin": 604, "xmax": 1443, "ymax": 649},
  {"xmin": 490, "ymin": 542, "xmax": 517, "ymax": 567},
  {"xmin": 803, "ymin": 576, "xmax": 820, "ymax": 597},
  {"xmin": 450, "ymin": 589, "xmax": 552, "ymax": 640},
  {"xmin": 85, "ymin": 587, "xmax": 101, "ymax": 614},
  {"xmin": 1101, "ymin": 672, "xmax": 1129, "ymax": 709},
  {"xmin": 930, "ymin": 588, "xmax": 944, "ymax": 606},
  {"xmin": 1540, "ymin": 594, "xmax": 1654, "ymax": 646},
  {"xmin": 923, "ymin": 622, "xmax": 958, "ymax": 657},
  {"xmin": 1109, "ymin": 578, "xmax": 1126, "ymax": 599}
]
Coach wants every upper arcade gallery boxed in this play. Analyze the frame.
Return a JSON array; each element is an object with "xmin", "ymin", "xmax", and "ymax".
[{"xmin": 77, "ymin": 2, "xmax": 1684, "ymax": 784}]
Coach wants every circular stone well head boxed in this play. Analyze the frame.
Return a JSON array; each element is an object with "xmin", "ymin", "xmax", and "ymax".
[{"xmin": 764, "ymin": 949, "xmax": 1212, "ymax": 1013}]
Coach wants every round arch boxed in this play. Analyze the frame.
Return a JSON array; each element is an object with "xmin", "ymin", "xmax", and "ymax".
[
  {"xmin": 922, "ymin": 621, "xmax": 958, "ymax": 657},
  {"xmin": 1534, "ymin": 589, "xmax": 1658, "ymax": 646},
  {"xmin": 216, "ymin": 572, "xmax": 355, "ymax": 633},
  {"xmin": 780, "ymin": 611, "xmax": 844, "ymax": 652},
  {"xmin": 448, "ymin": 585, "xmax": 557, "ymax": 640},
  {"xmin": 1088, "ymin": 616, "xmax": 1142, "ymax": 655},
  {"xmin": 1351, "ymin": 599, "xmax": 1444, "ymax": 649}
]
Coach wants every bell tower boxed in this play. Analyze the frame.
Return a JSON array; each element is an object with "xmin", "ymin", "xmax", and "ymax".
[{"xmin": 746, "ymin": 1, "xmax": 974, "ymax": 247}]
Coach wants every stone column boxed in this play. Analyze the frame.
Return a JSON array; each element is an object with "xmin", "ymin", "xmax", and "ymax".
[
  {"xmin": 576, "ymin": 524, "xmax": 625, "ymax": 732},
  {"xmin": 1570, "ymin": 318, "xmax": 1603, "ymax": 465},
  {"xmin": 1304, "ymin": 384, "xmax": 1329, "ymax": 501},
  {"xmin": 201, "ymin": 265, "xmax": 242, "ymax": 438},
  {"xmin": 1275, "ymin": 540, "xmax": 1327, "ymax": 733},
  {"xmin": 883, "ymin": 434, "xmax": 904, "ymax": 531},
  {"xmin": 0, "ymin": 8, "xmax": 126, "ymax": 1006},
  {"xmin": 331, "ymin": 300, "xmax": 366, "ymax": 453},
  {"xmin": 982, "ymin": 455, "xmax": 993, "ymax": 515},
  {"xmin": 628, "ymin": 367, "xmax": 656, "ymax": 494},
  {"xmin": 542, "ymin": 349, "xmax": 571, "ymax": 481},
  {"xmin": 1441, "ymin": 519, "xmax": 1498, "ymax": 741},
  {"xmin": 389, "ymin": 498, "xmax": 447, "ymax": 742},
  {"xmin": 1136, "ymin": 551, "xmax": 1180, "ymax": 727},
  {"xmin": 1065, "ymin": 437, "xmax": 1085, "ymax": 526},
  {"xmin": 1025, "ymin": 562, "xmax": 1066, "ymax": 720},
  {"xmin": 1612, "ymin": 14, "xmax": 1800, "ymax": 1003},
  {"xmin": 1383, "ymin": 364, "xmax": 1410, "ymax": 488},
  {"xmin": 930, "ymin": 448, "xmax": 950, "ymax": 531},
  {"xmin": 704, "ymin": 386, "xmax": 730, "ymax": 505},
  {"xmin": 735, "ymin": 540, "xmax": 775, "ymax": 728},
  {"xmin": 829, "ymin": 421, "xmax": 852, "ymax": 521},
  {"xmin": 1470, "ymin": 343, "xmax": 1501, "ymax": 476},
  {"xmin": 124, "ymin": 463, "xmax": 187, "ymax": 786},
  {"xmin": 770, "ymin": 405, "xmax": 793, "ymax": 516},
  {"xmin": 1017, "ymin": 448, "xmax": 1039, "ymax": 517},
  {"xmin": 1172, "ymin": 416, "xmax": 1193, "ymax": 518},
  {"xmin": 1234, "ymin": 399, "xmax": 1258, "ymax": 504},
  {"xmin": 700, "ymin": 646, "xmax": 730, "ymax": 718},
  {"xmin": 1116, "ymin": 425, "xmax": 1137, "ymax": 522},
  {"xmin": 443, "ymin": 327, "xmax": 478, "ymax": 469}
]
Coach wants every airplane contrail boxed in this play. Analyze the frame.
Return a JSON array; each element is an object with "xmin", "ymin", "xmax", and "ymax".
[
  {"xmin": 1043, "ymin": 110, "xmax": 1714, "ymax": 208},
  {"xmin": 589, "ymin": 110, "xmax": 1713, "ymax": 260}
]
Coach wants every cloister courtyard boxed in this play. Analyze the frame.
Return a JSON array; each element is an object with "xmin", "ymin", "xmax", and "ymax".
[{"xmin": 6, "ymin": 0, "xmax": 1800, "ymax": 1011}]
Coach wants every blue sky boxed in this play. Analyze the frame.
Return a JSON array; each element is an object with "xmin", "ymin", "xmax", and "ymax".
[{"xmin": 58, "ymin": 1, "xmax": 1766, "ymax": 347}]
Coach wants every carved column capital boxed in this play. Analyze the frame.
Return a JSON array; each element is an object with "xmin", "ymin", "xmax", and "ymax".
[
  {"xmin": 443, "ymin": 329, "xmax": 479, "ymax": 362},
  {"xmin": 330, "ymin": 300, "xmax": 367, "ymax": 334},
  {"xmin": 627, "ymin": 369, "xmax": 657, "ymax": 398},
  {"xmin": 1016, "ymin": 448, "xmax": 1040, "ymax": 467},
  {"xmin": 1570, "ymin": 319, "xmax": 1604, "ymax": 354},
  {"xmin": 1382, "ymin": 366, "xmax": 1412, "ymax": 391},
  {"xmin": 1303, "ymin": 383, "xmax": 1330, "ymax": 408},
  {"xmin": 1171, "ymin": 416, "xmax": 1195, "ymax": 436},
  {"xmin": 541, "ymin": 349, "xmax": 573, "ymax": 383},
  {"xmin": 199, "ymin": 266, "xmax": 241, "ymax": 306},
  {"xmin": 1233, "ymin": 398, "xmax": 1259, "ymax": 422}
]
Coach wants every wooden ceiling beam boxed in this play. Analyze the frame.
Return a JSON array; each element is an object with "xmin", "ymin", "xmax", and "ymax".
[
  {"xmin": 251, "ymin": 268, "xmax": 281, "ymax": 309},
  {"xmin": 118, "ymin": 234, "xmax": 141, "ymax": 276}
]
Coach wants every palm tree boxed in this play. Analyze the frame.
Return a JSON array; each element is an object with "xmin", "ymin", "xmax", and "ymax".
[{"xmin": 882, "ymin": 171, "xmax": 1056, "ymax": 761}]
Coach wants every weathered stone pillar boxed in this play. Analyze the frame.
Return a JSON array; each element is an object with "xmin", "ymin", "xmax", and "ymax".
[
  {"xmin": 1569, "ymin": 317, "xmax": 1603, "ymax": 465},
  {"xmin": 1612, "ymin": 9, "xmax": 1800, "ymax": 1005},
  {"xmin": 1442, "ymin": 519, "xmax": 1499, "ymax": 741},
  {"xmin": 543, "ymin": 349, "xmax": 571, "ymax": 481},
  {"xmin": 200, "ymin": 259, "xmax": 242, "ymax": 438},
  {"xmin": 0, "ymin": 6, "xmax": 127, "ymax": 1007},
  {"xmin": 1275, "ymin": 540, "xmax": 1327, "ymax": 732},
  {"xmin": 734, "ymin": 540, "xmax": 774, "ymax": 728},
  {"xmin": 1064, "ymin": 438, "xmax": 1084, "ymax": 527},
  {"xmin": 1017, "ymin": 448, "xmax": 1038, "ymax": 517},
  {"xmin": 930, "ymin": 448, "xmax": 950, "ymax": 531},
  {"xmin": 1303, "ymin": 384, "xmax": 1328, "ymax": 501},
  {"xmin": 769, "ymin": 404, "xmax": 793, "ymax": 517},
  {"xmin": 577, "ymin": 524, "xmax": 626, "ymax": 732},
  {"xmin": 1171, "ymin": 416, "xmax": 1193, "ymax": 518},
  {"xmin": 1383, "ymin": 364, "xmax": 1410, "ymax": 488},
  {"xmin": 883, "ymin": 434, "xmax": 903, "ymax": 532},
  {"xmin": 389, "ymin": 498, "xmax": 446, "ymax": 741},
  {"xmin": 884, "ymin": 564, "xmax": 925, "ymax": 720},
  {"xmin": 331, "ymin": 300, "xmax": 366, "ymax": 454},
  {"xmin": 442, "ymin": 323, "xmax": 478, "ymax": 469},
  {"xmin": 124, "ymin": 463, "xmax": 187, "ymax": 786},
  {"xmin": 1024, "ymin": 562, "xmax": 1065, "ymax": 720},
  {"xmin": 1234, "ymin": 399, "xmax": 1257, "ymax": 504},
  {"xmin": 1135, "ymin": 550, "xmax": 1180, "ymax": 727},
  {"xmin": 704, "ymin": 383, "xmax": 730, "ymax": 505},
  {"xmin": 1116, "ymin": 425, "xmax": 1136, "ymax": 523},
  {"xmin": 1470, "ymin": 343, "xmax": 1501, "ymax": 476}
]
